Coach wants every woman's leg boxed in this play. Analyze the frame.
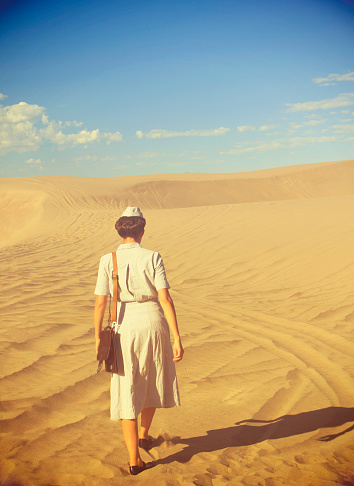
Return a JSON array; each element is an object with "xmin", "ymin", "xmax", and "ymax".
[
  {"xmin": 121, "ymin": 418, "xmax": 142, "ymax": 466},
  {"xmin": 139, "ymin": 407, "xmax": 156, "ymax": 440}
]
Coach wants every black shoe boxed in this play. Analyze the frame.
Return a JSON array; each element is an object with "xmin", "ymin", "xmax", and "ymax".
[
  {"xmin": 139, "ymin": 437, "xmax": 154, "ymax": 451},
  {"xmin": 129, "ymin": 461, "xmax": 155, "ymax": 475}
]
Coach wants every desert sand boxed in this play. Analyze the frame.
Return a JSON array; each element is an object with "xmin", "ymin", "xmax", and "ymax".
[{"xmin": 0, "ymin": 159, "xmax": 354, "ymax": 486}]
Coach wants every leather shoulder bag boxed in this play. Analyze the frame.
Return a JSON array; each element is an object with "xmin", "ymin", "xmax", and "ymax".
[{"xmin": 96, "ymin": 252, "xmax": 119, "ymax": 373}]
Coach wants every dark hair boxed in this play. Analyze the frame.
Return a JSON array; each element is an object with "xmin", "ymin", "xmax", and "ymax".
[{"xmin": 115, "ymin": 216, "xmax": 146, "ymax": 239}]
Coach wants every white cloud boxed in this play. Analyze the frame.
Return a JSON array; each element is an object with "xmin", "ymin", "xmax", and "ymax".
[
  {"xmin": 138, "ymin": 152, "xmax": 160, "ymax": 158},
  {"xmin": 0, "ymin": 93, "xmax": 8, "ymax": 100},
  {"xmin": 3, "ymin": 101, "xmax": 44, "ymax": 123},
  {"xmin": 136, "ymin": 127, "xmax": 230, "ymax": 139},
  {"xmin": 0, "ymin": 102, "xmax": 45, "ymax": 154},
  {"xmin": 114, "ymin": 164, "xmax": 130, "ymax": 169},
  {"xmin": 73, "ymin": 155, "xmax": 99, "ymax": 162},
  {"xmin": 222, "ymin": 140, "xmax": 282, "ymax": 155},
  {"xmin": 283, "ymin": 135, "xmax": 338, "ymax": 147},
  {"xmin": 303, "ymin": 119, "xmax": 327, "ymax": 126},
  {"xmin": 313, "ymin": 71, "xmax": 354, "ymax": 86},
  {"xmin": 0, "ymin": 100, "xmax": 123, "ymax": 155},
  {"xmin": 259, "ymin": 125, "xmax": 275, "ymax": 131},
  {"xmin": 24, "ymin": 158, "xmax": 44, "ymax": 171},
  {"xmin": 237, "ymin": 124, "xmax": 276, "ymax": 132},
  {"xmin": 237, "ymin": 125, "xmax": 256, "ymax": 133},
  {"xmin": 41, "ymin": 114, "xmax": 50, "ymax": 125},
  {"xmin": 40, "ymin": 122, "xmax": 123, "ymax": 146},
  {"xmin": 288, "ymin": 119, "xmax": 327, "ymax": 132},
  {"xmin": 304, "ymin": 114, "xmax": 322, "ymax": 119},
  {"xmin": 103, "ymin": 132, "xmax": 123, "ymax": 143},
  {"xmin": 40, "ymin": 123, "xmax": 101, "ymax": 145},
  {"xmin": 289, "ymin": 123, "xmax": 303, "ymax": 130},
  {"xmin": 332, "ymin": 124, "xmax": 354, "ymax": 133},
  {"xmin": 286, "ymin": 93, "xmax": 354, "ymax": 112},
  {"xmin": 65, "ymin": 120, "xmax": 83, "ymax": 127},
  {"xmin": 221, "ymin": 135, "xmax": 338, "ymax": 155},
  {"xmin": 135, "ymin": 161, "xmax": 159, "ymax": 167},
  {"xmin": 25, "ymin": 157, "xmax": 42, "ymax": 165}
]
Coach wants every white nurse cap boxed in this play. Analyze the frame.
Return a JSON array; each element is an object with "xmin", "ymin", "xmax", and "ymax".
[{"xmin": 121, "ymin": 206, "xmax": 144, "ymax": 218}]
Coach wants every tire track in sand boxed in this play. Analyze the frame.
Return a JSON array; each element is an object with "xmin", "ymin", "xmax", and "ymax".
[{"xmin": 182, "ymin": 297, "xmax": 354, "ymax": 408}]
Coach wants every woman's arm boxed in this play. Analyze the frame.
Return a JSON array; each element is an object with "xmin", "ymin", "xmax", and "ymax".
[
  {"xmin": 94, "ymin": 295, "xmax": 108, "ymax": 355},
  {"xmin": 157, "ymin": 288, "xmax": 184, "ymax": 362}
]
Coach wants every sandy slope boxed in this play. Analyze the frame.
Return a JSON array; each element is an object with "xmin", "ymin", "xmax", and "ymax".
[{"xmin": 0, "ymin": 160, "xmax": 353, "ymax": 486}]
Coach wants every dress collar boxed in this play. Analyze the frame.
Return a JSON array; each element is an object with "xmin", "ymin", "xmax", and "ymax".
[{"xmin": 117, "ymin": 242, "xmax": 141, "ymax": 250}]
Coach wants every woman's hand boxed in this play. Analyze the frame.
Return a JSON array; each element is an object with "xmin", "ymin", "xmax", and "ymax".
[
  {"xmin": 95, "ymin": 337, "xmax": 100, "ymax": 357},
  {"xmin": 173, "ymin": 338, "xmax": 184, "ymax": 363},
  {"xmin": 158, "ymin": 288, "xmax": 184, "ymax": 363}
]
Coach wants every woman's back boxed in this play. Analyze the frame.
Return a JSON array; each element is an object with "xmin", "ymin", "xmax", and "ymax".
[{"xmin": 95, "ymin": 242, "xmax": 169, "ymax": 302}]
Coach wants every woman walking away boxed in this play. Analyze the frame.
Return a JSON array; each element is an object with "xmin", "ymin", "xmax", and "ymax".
[{"xmin": 94, "ymin": 207, "xmax": 183, "ymax": 475}]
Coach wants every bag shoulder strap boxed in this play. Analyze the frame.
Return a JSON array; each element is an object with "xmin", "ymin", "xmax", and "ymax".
[{"xmin": 111, "ymin": 252, "xmax": 118, "ymax": 322}]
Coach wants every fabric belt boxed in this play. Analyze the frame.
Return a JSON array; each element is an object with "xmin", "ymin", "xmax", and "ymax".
[{"xmin": 114, "ymin": 299, "xmax": 159, "ymax": 333}]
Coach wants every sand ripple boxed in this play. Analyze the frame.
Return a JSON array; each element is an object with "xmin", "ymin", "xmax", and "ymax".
[{"xmin": 0, "ymin": 160, "xmax": 353, "ymax": 485}]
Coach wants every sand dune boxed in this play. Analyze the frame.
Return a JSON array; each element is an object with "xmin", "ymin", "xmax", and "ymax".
[{"xmin": 0, "ymin": 160, "xmax": 353, "ymax": 485}]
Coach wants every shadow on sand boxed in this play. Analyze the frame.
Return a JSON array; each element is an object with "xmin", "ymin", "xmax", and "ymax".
[{"xmin": 156, "ymin": 406, "xmax": 354, "ymax": 465}]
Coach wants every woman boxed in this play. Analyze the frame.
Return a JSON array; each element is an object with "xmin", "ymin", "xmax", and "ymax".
[{"xmin": 94, "ymin": 207, "xmax": 183, "ymax": 475}]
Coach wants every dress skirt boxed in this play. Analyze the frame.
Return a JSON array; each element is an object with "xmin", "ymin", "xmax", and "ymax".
[{"xmin": 110, "ymin": 300, "xmax": 180, "ymax": 420}]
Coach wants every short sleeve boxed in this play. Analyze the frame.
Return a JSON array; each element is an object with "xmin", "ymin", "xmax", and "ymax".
[
  {"xmin": 94, "ymin": 256, "xmax": 110, "ymax": 295},
  {"xmin": 154, "ymin": 253, "xmax": 170, "ymax": 290}
]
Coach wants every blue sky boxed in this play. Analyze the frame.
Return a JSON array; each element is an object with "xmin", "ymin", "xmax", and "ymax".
[{"xmin": 0, "ymin": 0, "xmax": 354, "ymax": 177}]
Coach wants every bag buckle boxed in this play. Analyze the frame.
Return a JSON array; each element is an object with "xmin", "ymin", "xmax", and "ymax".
[{"xmin": 111, "ymin": 321, "xmax": 121, "ymax": 333}]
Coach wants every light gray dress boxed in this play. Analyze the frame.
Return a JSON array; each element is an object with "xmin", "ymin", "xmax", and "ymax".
[{"xmin": 94, "ymin": 242, "xmax": 180, "ymax": 420}]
